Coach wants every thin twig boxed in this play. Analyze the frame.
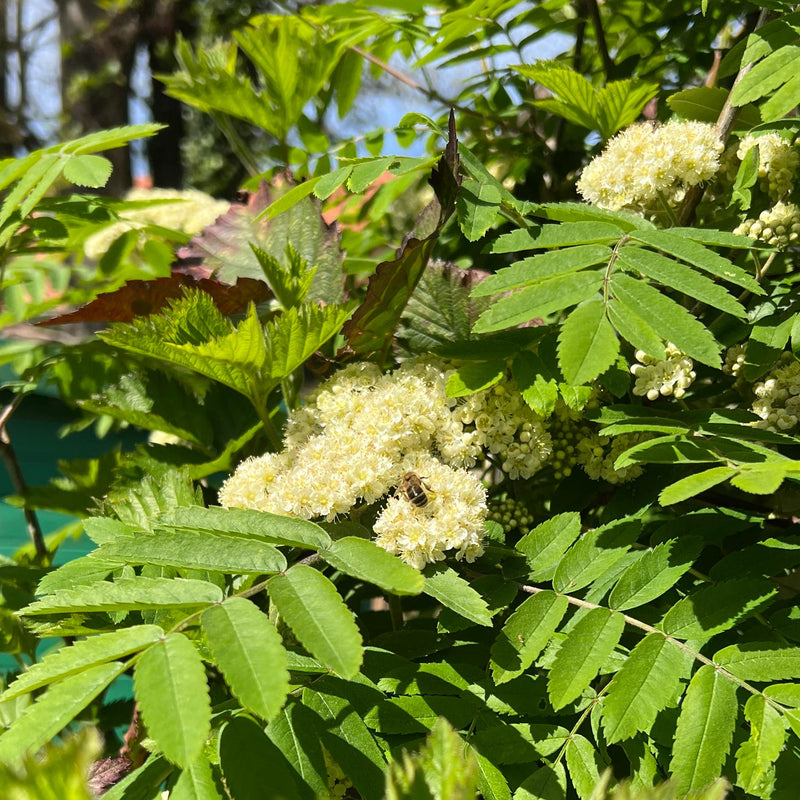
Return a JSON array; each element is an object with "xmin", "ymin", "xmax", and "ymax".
[
  {"xmin": 586, "ymin": 0, "xmax": 614, "ymax": 78},
  {"xmin": 0, "ymin": 396, "xmax": 47, "ymax": 560},
  {"xmin": 677, "ymin": 9, "xmax": 773, "ymax": 226}
]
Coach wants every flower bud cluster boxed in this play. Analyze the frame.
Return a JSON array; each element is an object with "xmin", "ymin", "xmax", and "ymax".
[
  {"xmin": 630, "ymin": 345, "xmax": 696, "ymax": 401},
  {"xmin": 487, "ymin": 495, "xmax": 534, "ymax": 538},
  {"xmin": 575, "ymin": 432, "xmax": 646, "ymax": 484},
  {"xmin": 577, "ymin": 120, "xmax": 723, "ymax": 212},
  {"xmin": 84, "ymin": 187, "xmax": 229, "ymax": 260},
  {"xmin": 751, "ymin": 353, "xmax": 800, "ymax": 432},
  {"xmin": 737, "ymin": 134, "xmax": 799, "ymax": 198},
  {"xmin": 722, "ymin": 344, "xmax": 747, "ymax": 377},
  {"xmin": 220, "ymin": 360, "xmax": 488, "ymax": 567},
  {"xmin": 547, "ymin": 400, "xmax": 594, "ymax": 480},
  {"xmin": 734, "ymin": 201, "xmax": 800, "ymax": 249}
]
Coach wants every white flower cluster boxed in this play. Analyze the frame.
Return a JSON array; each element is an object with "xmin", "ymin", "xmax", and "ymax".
[
  {"xmin": 737, "ymin": 133, "xmax": 799, "ymax": 198},
  {"xmin": 630, "ymin": 345, "xmax": 696, "ymax": 401},
  {"xmin": 84, "ymin": 187, "xmax": 229, "ymax": 260},
  {"xmin": 219, "ymin": 360, "xmax": 489, "ymax": 567},
  {"xmin": 575, "ymin": 432, "xmax": 645, "ymax": 484},
  {"xmin": 456, "ymin": 382, "xmax": 552, "ymax": 479},
  {"xmin": 577, "ymin": 121, "xmax": 723, "ymax": 212},
  {"xmin": 751, "ymin": 354, "xmax": 800, "ymax": 432},
  {"xmin": 722, "ymin": 344, "xmax": 746, "ymax": 377},
  {"xmin": 734, "ymin": 201, "xmax": 800, "ymax": 249}
]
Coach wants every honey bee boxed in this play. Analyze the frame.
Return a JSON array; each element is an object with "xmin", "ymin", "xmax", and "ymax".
[{"xmin": 397, "ymin": 471, "xmax": 432, "ymax": 508}]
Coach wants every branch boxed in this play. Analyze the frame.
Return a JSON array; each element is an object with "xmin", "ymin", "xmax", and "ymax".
[
  {"xmin": 586, "ymin": 0, "xmax": 614, "ymax": 79},
  {"xmin": 0, "ymin": 395, "xmax": 47, "ymax": 560}
]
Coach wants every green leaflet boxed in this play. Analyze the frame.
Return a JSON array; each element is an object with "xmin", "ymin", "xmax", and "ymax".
[
  {"xmin": 472, "ymin": 747, "xmax": 512, "ymax": 800},
  {"xmin": 616, "ymin": 246, "xmax": 746, "ymax": 319},
  {"xmin": 219, "ymin": 716, "xmax": 302, "ymax": 800},
  {"xmin": 629, "ymin": 229, "xmax": 763, "ymax": 294},
  {"xmin": 515, "ymin": 762, "xmax": 568, "ymax": 800},
  {"xmin": 266, "ymin": 702, "xmax": 330, "ymax": 799},
  {"xmin": 171, "ymin": 755, "xmax": 222, "ymax": 800},
  {"xmin": 553, "ymin": 519, "xmax": 641, "ymax": 594},
  {"xmin": 470, "ymin": 722, "xmax": 570, "ymax": 764},
  {"xmin": 363, "ymin": 694, "xmax": 475, "ymax": 734},
  {"xmin": 446, "ymin": 361, "xmax": 506, "ymax": 397},
  {"xmin": 456, "ymin": 178, "xmax": 502, "ymax": 241},
  {"xmin": 669, "ymin": 665, "xmax": 738, "ymax": 796},
  {"xmin": 565, "ymin": 735, "xmax": 605, "ymax": 800},
  {"xmin": 472, "ymin": 270, "xmax": 604, "ymax": 334},
  {"xmin": 267, "ymin": 564, "xmax": 363, "ymax": 678},
  {"xmin": 735, "ymin": 694, "xmax": 785, "ymax": 796},
  {"xmin": 602, "ymin": 633, "xmax": 689, "ymax": 743},
  {"xmin": 422, "ymin": 564, "xmax": 493, "ymax": 627},
  {"xmin": 21, "ymin": 576, "xmax": 223, "ymax": 616},
  {"xmin": 608, "ymin": 536, "xmax": 702, "ymax": 611},
  {"xmin": 547, "ymin": 607, "xmax": 626, "ymax": 710},
  {"xmin": 557, "ymin": 300, "xmax": 620, "ymax": 386},
  {"xmin": 516, "ymin": 513, "xmax": 582, "ymax": 581},
  {"xmin": 159, "ymin": 506, "xmax": 331, "ymax": 550},
  {"xmin": 491, "ymin": 221, "xmax": 626, "ymax": 253},
  {"xmin": 662, "ymin": 578, "xmax": 778, "ymax": 640},
  {"xmin": 490, "ymin": 591, "xmax": 569, "ymax": 684},
  {"xmin": 0, "ymin": 662, "xmax": 125, "ymax": 769},
  {"xmin": 96, "ymin": 529, "xmax": 286, "ymax": 574},
  {"xmin": 471, "ymin": 244, "xmax": 612, "ymax": 297},
  {"xmin": 0, "ymin": 625, "xmax": 163, "ymax": 702},
  {"xmin": 659, "ymin": 466, "xmax": 737, "ymax": 505},
  {"xmin": 606, "ymin": 297, "xmax": 666, "ymax": 361},
  {"xmin": 62, "ymin": 154, "xmax": 113, "ymax": 188},
  {"xmin": 302, "ymin": 678, "xmax": 386, "ymax": 800},
  {"xmin": 714, "ymin": 642, "xmax": 800, "ymax": 681},
  {"xmin": 610, "ymin": 273, "xmax": 721, "ymax": 367},
  {"xmin": 35, "ymin": 556, "xmax": 118, "ymax": 595},
  {"xmin": 202, "ymin": 598, "xmax": 289, "ymax": 721},
  {"xmin": 320, "ymin": 537, "xmax": 424, "ymax": 596},
  {"xmin": 134, "ymin": 633, "xmax": 211, "ymax": 768}
]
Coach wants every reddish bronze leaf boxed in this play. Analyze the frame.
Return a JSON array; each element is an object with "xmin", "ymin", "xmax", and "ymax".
[{"xmin": 38, "ymin": 275, "xmax": 271, "ymax": 326}]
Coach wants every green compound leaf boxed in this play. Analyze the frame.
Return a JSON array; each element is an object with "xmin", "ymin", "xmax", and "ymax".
[
  {"xmin": 714, "ymin": 642, "xmax": 800, "ymax": 681},
  {"xmin": 610, "ymin": 273, "xmax": 721, "ymax": 367},
  {"xmin": 456, "ymin": 178, "xmax": 502, "ymax": 241},
  {"xmin": 669, "ymin": 665, "xmax": 738, "ymax": 796},
  {"xmin": 171, "ymin": 755, "xmax": 223, "ymax": 800},
  {"xmin": 472, "ymin": 270, "xmax": 604, "ymax": 334},
  {"xmin": 609, "ymin": 536, "xmax": 702, "ymax": 611},
  {"xmin": 422, "ymin": 564, "xmax": 493, "ymax": 627},
  {"xmin": 96, "ymin": 529, "xmax": 286, "ymax": 574},
  {"xmin": 516, "ymin": 512, "xmax": 582, "ymax": 582},
  {"xmin": 735, "ymin": 694, "xmax": 785, "ymax": 796},
  {"xmin": 662, "ymin": 578, "xmax": 777, "ymax": 641},
  {"xmin": 565, "ymin": 734, "xmax": 604, "ymax": 800},
  {"xmin": 658, "ymin": 466, "xmax": 737, "ymax": 505},
  {"xmin": 557, "ymin": 300, "xmax": 620, "ymax": 386},
  {"xmin": 202, "ymin": 597, "xmax": 289, "ymax": 721},
  {"xmin": 159, "ymin": 506, "xmax": 331, "ymax": 550},
  {"xmin": 0, "ymin": 625, "xmax": 163, "ymax": 702},
  {"xmin": 320, "ymin": 537, "xmax": 424, "ymax": 596},
  {"xmin": 471, "ymin": 244, "xmax": 612, "ymax": 297},
  {"xmin": 134, "ymin": 633, "xmax": 211, "ymax": 768},
  {"xmin": 547, "ymin": 607, "xmax": 625, "ymax": 710},
  {"xmin": 267, "ymin": 564, "xmax": 363, "ymax": 678},
  {"xmin": 490, "ymin": 591, "xmax": 569, "ymax": 685},
  {"xmin": 602, "ymin": 633, "xmax": 690, "ymax": 743},
  {"xmin": 21, "ymin": 577, "xmax": 223, "ymax": 615},
  {"xmin": 0, "ymin": 662, "xmax": 125, "ymax": 769}
]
